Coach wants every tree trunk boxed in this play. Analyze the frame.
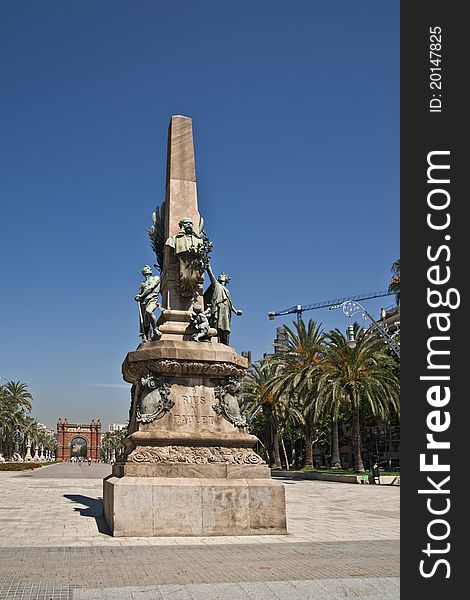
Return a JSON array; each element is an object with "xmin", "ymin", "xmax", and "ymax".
[
  {"xmin": 264, "ymin": 406, "xmax": 274, "ymax": 466},
  {"xmin": 272, "ymin": 420, "xmax": 282, "ymax": 469},
  {"xmin": 330, "ymin": 419, "xmax": 341, "ymax": 468},
  {"xmin": 7, "ymin": 435, "xmax": 13, "ymax": 458},
  {"xmin": 304, "ymin": 417, "xmax": 314, "ymax": 468},
  {"xmin": 281, "ymin": 437, "xmax": 290, "ymax": 470},
  {"xmin": 351, "ymin": 403, "xmax": 365, "ymax": 472}
]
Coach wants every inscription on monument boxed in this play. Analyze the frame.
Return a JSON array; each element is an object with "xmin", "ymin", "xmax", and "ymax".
[
  {"xmin": 182, "ymin": 395, "xmax": 206, "ymax": 405},
  {"xmin": 173, "ymin": 414, "xmax": 217, "ymax": 425}
]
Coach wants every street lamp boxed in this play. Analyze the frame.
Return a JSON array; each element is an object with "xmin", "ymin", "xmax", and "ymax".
[
  {"xmin": 346, "ymin": 324, "xmax": 356, "ymax": 349},
  {"xmin": 331, "ymin": 300, "xmax": 400, "ymax": 359}
]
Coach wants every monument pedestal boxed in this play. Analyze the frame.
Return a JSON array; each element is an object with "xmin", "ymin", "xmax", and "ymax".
[
  {"xmin": 104, "ymin": 474, "xmax": 286, "ymax": 537},
  {"xmin": 102, "ymin": 337, "xmax": 287, "ymax": 537}
]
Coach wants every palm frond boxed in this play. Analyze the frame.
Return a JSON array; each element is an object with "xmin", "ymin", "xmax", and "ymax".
[{"xmin": 147, "ymin": 201, "xmax": 166, "ymax": 273}]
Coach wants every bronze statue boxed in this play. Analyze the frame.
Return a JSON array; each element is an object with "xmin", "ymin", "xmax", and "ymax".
[
  {"xmin": 189, "ymin": 303, "xmax": 211, "ymax": 342},
  {"xmin": 165, "ymin": 217, "xmax": 212, "ymax": 298},
  {"xmin": 204, "ymin": 262, "xmax": 242, "ymax": 345},
  {"xmin": 165, "ymin": 218, "xmax": 204, "ymax": 297},
  {"xmin": 134, "ymin": 266, "xmax": 163, "ymax": 341},
  {"xmin": 165, "ymin": 218, "xmax": 203, "ymax": 255}
]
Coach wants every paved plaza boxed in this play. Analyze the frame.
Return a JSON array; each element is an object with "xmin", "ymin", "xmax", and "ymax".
[{"xmin": 0, "ymin": 464, "xmax": 399, "ymax": 599}]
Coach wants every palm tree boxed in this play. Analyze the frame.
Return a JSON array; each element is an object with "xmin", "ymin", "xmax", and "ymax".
[
  {"xmin": 1, "ymin": 381, "xmax": 32, "ymax": 413},
  {"xmin": 273, "ymin": 392, "xmax": 304, "ymax": 469},
  {"xmin": 0, "ymin": 388, "xmax": 9, "ymax": 457},
  {"xmin": 330, "ymin": 417, "xmax": 341, "ymax": 468},
  {"xmin": 22, "ymin": 415, "xmax": 40, "ymax": 455},
  {"xmin": 0, "ymin": 381, "xmax": 33, "ymax": 457},
  {"xmin": 264, "ymin": 320, "xmax": 325, "ymax": 468},
  {"xmin": 43, "ymin": 430, "xmax": 58, "ymax": 458},
  {"xmin": 389, "ymin": 259, "xmax": 400, "ymax": 305},
  {"xmin": 313, "ymin": 325, "xmax": 400, "ymax": 471},
  {"xmin": 101, "ymin": 428, "xmax": 128, "ymax": 462},
  {"xmin": 241, "ymin": 361, "xmax": 284, "ymax": 468},
  {"xmin": 101, "ymin": 434, "xmax": 113, "ymax": 462},
  {"xmin": 24, "ymin": 419, "xmax": 56, "ymax": 458}
]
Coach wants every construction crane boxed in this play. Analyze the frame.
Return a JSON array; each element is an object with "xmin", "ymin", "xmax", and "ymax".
[{"xmin": 268, "ymin": 290, "xmax": 395, "ymax": 323}]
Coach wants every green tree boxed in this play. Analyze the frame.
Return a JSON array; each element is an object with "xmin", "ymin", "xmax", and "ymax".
[
  {"xmin": 265, "ymin": 320, "xmax": 325, "ymax": 468},
  {"xmin": 100, "ymin": 428, "xmax": 128, "ymax": 462},
  {"xmin": 1, "ymin": 381, "xmax": 33, "ymax": 413},
  {"xmin": 273, "ymin": 391, "xmax": 304, "ymax": 469},
  {"xmin": 22, "ymin": 416, "xmax": 41, "ymax": 455},
  {"xmin": 101, "ymin": 434, "xmax": 112, "ymax": 462},
  {"xmin": 42, "ymin": 428, "xmax": 58, "ymax": 457},
  {"xmin": 330, "ymin": 417, "xmax": 341, "ymax": 468},
  {"xmin": 241, "ymin": 361, "xmax": 284, "ymax": 468},
  {"xmin": 0, "ymin": 381, "xmax": 33, "ymax": 457},
  {"xmin": 314, "ymin": 325, "xmax": 400, "ymax": 471}
]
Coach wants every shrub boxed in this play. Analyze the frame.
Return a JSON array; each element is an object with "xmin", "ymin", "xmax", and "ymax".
[{"xmin": 0, "ymin": 463, "xmax": 45, "ymax": 471}]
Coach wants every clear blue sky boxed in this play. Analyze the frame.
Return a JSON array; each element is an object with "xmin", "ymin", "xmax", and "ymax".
[{"xmin": 0, "ymin": 0, "xmax": 399, "ymax": 431}]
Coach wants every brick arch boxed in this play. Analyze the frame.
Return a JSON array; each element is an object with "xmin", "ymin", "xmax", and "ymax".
[
  {"xmin": 57, "ymin": 418, "xmax": 101, "ymax": 462},
  {"xmin": 69, "ymin": 434, "xmax": 90, "ymax": 457}
]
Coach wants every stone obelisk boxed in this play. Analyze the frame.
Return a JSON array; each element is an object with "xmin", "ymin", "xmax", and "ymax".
[
  {"xmin": 103, "ymin": 116, "xmax": 286, "ymax": 537},
  {"xmin": 161, "ymin": 115, "xmax": 201, "ymax": 312}
]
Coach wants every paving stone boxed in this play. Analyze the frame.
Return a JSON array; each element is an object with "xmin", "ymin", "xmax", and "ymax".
[
  {"xmin": 70, "ymin": 580, "xmax": 400, "ymax": 600},
  {"xmin": 0, "ymin": 464, "xmax": 400, "ymax": 599}
]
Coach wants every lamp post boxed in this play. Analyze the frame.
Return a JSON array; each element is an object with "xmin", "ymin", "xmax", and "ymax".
[{"xmin": 331, "ymin": 300, "xmax": 400, "ymax": 359}]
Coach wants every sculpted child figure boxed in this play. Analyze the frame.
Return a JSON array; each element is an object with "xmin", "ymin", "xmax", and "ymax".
[{"xmin": 189, "ymin": 303, "xmax": 211, "ymax": 342}]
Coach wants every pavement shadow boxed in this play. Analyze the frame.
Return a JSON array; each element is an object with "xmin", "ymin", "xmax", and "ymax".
[{"xmin": 64, "ymin": 494, "xmax": 111, "ymax": 535}]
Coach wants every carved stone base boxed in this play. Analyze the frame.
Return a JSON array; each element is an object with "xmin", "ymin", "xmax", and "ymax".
[
  {"xmin": 104, "ymin": 338, "xmax": 287, "ymax": 537},
  {"xmin": 103, "ymin": 476, "xmax": 287, "ymax": 537},
  {"xmin": 112, "ymin": 462, "xmax": 270, "ymax": 478},
  {"xmin": 126, "ymin": 444, "xmax": 264, "ymax": 465},
  {"xmin": 113, "ymin": 445, "xmax": 269, "ymax": 478},
  {"xmin": 122, "ymin": 338, "xmax": 248, "ymax": 382}
]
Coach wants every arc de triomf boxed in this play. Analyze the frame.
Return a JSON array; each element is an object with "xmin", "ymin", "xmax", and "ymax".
[{"xmin": 56, "ymin": 418, "xmax": 102, "ymax": 461}]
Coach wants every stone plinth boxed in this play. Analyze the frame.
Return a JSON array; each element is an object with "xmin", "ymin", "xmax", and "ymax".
[
  {"xmin": 103, "ymin": 476, "xmax": 286, "ymax": 537},
  {"xmin": 103, "ymin": 339, "xmax": 287, "ymax": 537}
]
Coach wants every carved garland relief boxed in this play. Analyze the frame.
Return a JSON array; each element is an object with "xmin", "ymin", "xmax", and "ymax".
[
  {"xmin": 127, "ymin": 445, "xmax": 264, "ymax": 465},
  {"xmin": 125, "ymin": 360, "xmax": 246, "ymax": 382}
]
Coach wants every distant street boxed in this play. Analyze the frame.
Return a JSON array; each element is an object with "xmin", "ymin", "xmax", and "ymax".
[{"xmin": 15, "ymin": 462, "xmax": 112, "ymax": 479}]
